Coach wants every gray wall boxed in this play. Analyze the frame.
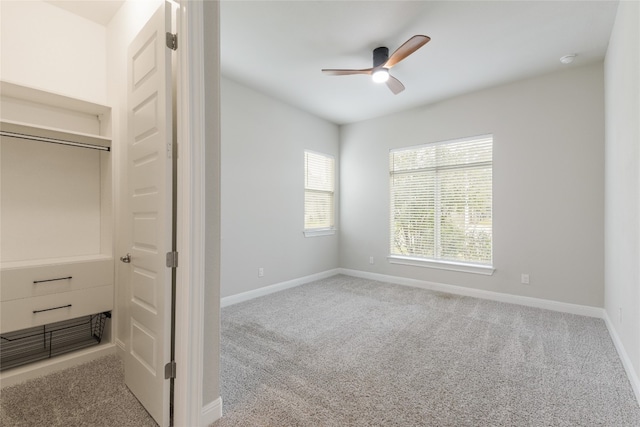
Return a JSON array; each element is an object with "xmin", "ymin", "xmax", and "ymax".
[
  {"xmin": 604, "ymin": 0, "xmax": 640, "ymax": 382},
  {"xmin": 220, "ymin": 78, "xmax": 340, "ymax": 298},
  {"xmin": 340, "ymin": 63, "xmax": 605, "ymax": 307}
]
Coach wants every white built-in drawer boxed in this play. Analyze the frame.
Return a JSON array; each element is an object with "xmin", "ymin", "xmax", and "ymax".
[
  {"xmin": 0, "ymin": 284, "xmax": 113, "ymax": 334},
  {"xmin": 0, "ymin": 257, "xmax": 113, "ymax": 302}
]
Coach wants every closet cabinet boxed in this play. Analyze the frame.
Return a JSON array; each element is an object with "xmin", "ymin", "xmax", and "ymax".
[
  {"xmin": 0, "ymin": 81, "xmax": 114, "ymax": 369},
  {"xmin": 0, "ymin": 258, "xmax": 113, "ymax": 332}
]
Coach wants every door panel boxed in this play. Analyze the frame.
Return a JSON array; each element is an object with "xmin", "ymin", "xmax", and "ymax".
[{"xmin": 124, "ymin": 3, "xmax": 173, "ymax": 426}]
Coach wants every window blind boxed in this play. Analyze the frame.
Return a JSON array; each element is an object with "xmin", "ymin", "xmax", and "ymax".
[
  {"xmin": 390, "ymin": 135, "xmax": 493, "ymax": 265},
  {"xmin": 305, "ymin": 150, "xmax": 335, "ymax": 230}
]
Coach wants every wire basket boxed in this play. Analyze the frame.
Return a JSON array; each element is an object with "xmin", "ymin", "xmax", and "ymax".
[{"xmin": 0, "ymin": 312, "xmax": 111, "ymax": 371}]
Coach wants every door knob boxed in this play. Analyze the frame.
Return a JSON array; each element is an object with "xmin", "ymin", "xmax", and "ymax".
[{"xmin": 120, "ymin": 253, "xmax": 131, "ymax": 263}]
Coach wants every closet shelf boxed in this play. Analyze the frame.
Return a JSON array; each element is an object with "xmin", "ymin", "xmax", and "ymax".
[
  {"xmin": 0, "ymin": 120, "xmax": 111, "ymax": 151},
  {"xmin": 0, "ymin": 80, "xmax": 110, "ymax": 117},
  {"xmin": 0, "ymin": 254, "xmax": 113, "ymax": 271}
]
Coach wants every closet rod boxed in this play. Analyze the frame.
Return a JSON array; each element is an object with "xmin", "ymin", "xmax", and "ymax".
[{"xmin": 0, "ymin": 130, "xmax": 110, "ymax": 152}]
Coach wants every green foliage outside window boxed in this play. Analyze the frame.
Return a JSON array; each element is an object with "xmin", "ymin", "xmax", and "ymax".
[{"xmin": 390, "ymin": 136, "xmax": 492, "ymax": 265}]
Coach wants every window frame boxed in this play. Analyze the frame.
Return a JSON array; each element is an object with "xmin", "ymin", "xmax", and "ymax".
[
  {"xmin": 303, "ymin": 149, "xmax": 336, "ymax": 237},
  {"xmin": 388, "ymin": 135, "xmax": 494, "ymax": 274}
]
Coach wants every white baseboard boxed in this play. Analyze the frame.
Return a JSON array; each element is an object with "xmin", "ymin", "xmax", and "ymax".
[
  {"xmin": 603, "ymin": 312, "xmax": 640, "ymax": 406},
  {"xmin": 222, "ymin": 267, "xmax": 604, "ymax": 317},
  {"xmin": 0, "ymin": 343, "xmax": 116, "ymax": 389},
  {"xmin": 338, "ymin": 268, "xmax": 605, "ymax": 318},
  {"xmin": 221, "ymin": 269, "xmax": 341, "ymax": 307},
  {"xmin": 115, "ymin": 338, "xmax": 126, "ymax": 359},
  {"xmin": 201, "ymin": 397, "xmax": 223, "ymax": 426}
]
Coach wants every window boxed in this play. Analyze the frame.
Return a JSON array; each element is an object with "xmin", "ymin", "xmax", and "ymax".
[
  {"xmin": 389, "ymin": 135, "xmax": 493, "ymax": 269},
  {"xmin": 304, "ymin": 150, "xmax": 335, "ymax": 236}
]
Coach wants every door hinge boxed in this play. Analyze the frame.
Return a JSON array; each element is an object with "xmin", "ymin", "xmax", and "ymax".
[
  {"xmin": 166, "ymin": 251, "xmax": 178, "ymax": 268},
  {"xmin": 166, "ymin": 32, "xmax": 177, "ymax": 51},
  {"xmin": 164, "ymin": 361, "xmax": 176, "ymax": 379}
]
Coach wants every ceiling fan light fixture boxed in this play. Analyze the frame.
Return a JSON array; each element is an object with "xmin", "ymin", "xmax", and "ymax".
[
  {"xmin": 372, "ymin": 68, "xmax": 390, "ymax": 83},
  {"xmin": 321, "ymin": 35, "xmax": 430, "ymax": 94}
]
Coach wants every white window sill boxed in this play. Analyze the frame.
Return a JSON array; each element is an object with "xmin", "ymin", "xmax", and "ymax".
[
  {"xmin": 387, "ymin": 255, "xmax": 495, "ymax": 276},
  {"xmin": 303, "ymin": 228, "xmax": 336, "ymax": 237}
]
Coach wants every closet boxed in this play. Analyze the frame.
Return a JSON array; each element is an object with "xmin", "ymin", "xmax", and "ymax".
[
  {"xmin": 0, "ymin": 81, "xmax": 114, "ymax": 371},
  {"xmin": 0, "ymin": 2, "xmax": 184, "ymax": 424}
]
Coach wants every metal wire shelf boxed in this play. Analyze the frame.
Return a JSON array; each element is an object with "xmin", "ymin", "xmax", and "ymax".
[{"xmin": 0, "ymin": 312, "xmax": 111, "ymax": 371}]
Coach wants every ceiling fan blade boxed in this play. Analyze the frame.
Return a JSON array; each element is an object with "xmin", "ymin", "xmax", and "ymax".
[
  {"xmin": 321, "ymin": 68, "xmax": 373, "ymax": 76},
  {"xmin": 386, "ymin": 75, "xmax": 405, "ymax": 95},
  {"xmin": 384, "ymin": 35, "xmax": 430, "ymax": 69}
]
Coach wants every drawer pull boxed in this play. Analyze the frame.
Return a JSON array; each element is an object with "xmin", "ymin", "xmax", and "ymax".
[
  {"xmin": 33, "ymin": 276, "xmax": 73, "ymax": 284},
  {"xmin": 33, "ymin": 304, "xmax": 72, "ymax": 314}
]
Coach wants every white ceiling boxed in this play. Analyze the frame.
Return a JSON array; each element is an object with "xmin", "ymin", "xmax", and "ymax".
[
  {"xmin": 222, "ymin": 0, "xmax": 618, "ymax": 124},
  {"xmin": 45, "ymin": 0, "xmax": 619, "ymax": 125},
  {"xmin": 46, "ymin": 0, "xmax": 125, "ymax": 26}
]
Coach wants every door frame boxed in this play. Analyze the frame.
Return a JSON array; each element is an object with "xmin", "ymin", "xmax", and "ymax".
[{"xmin": 173, "ymin": 1, "xmax": 221, "ymax": 426}]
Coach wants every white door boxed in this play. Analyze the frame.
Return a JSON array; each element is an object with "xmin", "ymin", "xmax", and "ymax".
[{"xmin": 123, "ymin": 3, "xmax": 173, "ymax": 426}]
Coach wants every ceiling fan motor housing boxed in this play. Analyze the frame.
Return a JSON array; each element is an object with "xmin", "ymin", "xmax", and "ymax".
[{"xmin": 373, "ymin": 47, "xmax": 389, "ymax": 67}]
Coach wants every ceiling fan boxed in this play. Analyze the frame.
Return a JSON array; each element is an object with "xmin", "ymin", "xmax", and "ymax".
[{"xmin": 321, "ymin": 35, "xmax": 431, "ymax": 95}]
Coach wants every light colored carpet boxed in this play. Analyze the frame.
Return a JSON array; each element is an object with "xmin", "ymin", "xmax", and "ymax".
[
  {"xmin": 0, "ymin": 354, "xmax": 157, "ymax": 427},
  {"xmin": 213, "ymin": 274, "xmax": 640, "ymax": 426}
]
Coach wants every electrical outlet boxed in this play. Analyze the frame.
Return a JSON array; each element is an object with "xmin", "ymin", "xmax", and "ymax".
[
  {"xmin": 521, "ymin": 273, "xmax": 530, "ymax": 285},
  {"xmin": 258, "ymin": 267, "xmax": 264, "ymax": 278},
  {"xmin": 369, "ymin": 256, "xmax": 374, "ymax": 264}
]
